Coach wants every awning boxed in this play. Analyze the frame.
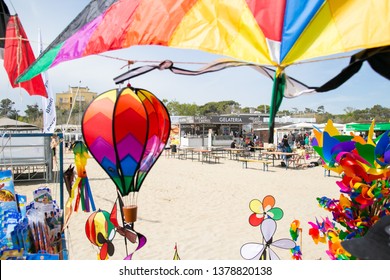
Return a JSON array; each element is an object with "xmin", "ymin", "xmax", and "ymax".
[{"xmin": 345, "ymin": 122, "xmax": 390, "ymax": 131}]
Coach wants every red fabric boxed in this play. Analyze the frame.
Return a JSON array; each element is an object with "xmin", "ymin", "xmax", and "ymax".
[
  {"xmin": 3, "ymin": 15, "xmax": 47, "ymax": 97},
  {"xmin": 246, "ymin": 0, "xmax": 286, "ymax": 41}
]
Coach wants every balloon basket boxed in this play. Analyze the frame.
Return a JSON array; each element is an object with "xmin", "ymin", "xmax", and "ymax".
[{"xmin": 123, "ymin": 205, "xmax": 137, "ymax": 223}]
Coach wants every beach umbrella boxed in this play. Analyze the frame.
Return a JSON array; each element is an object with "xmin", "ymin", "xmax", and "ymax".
[
  {"xmin": 16, "ymin": 0, "xmax": 390, "ymax": 142},
  {"xmin": 82, "ymin": 86, "xmax": 170, "ymax": 258}
]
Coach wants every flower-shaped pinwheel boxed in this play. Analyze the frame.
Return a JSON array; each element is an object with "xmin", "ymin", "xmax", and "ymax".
[
  {"xmin": 241, "ymin": 218, "xmax": 296, "ymax": 260},
  {"xmin": 248, "ymin": 195, "xmax": 284, "ymax": 227}
]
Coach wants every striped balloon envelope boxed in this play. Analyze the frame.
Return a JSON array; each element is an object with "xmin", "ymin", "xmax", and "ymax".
[{"xmin": 82, "ymin": 87, "xmax": 171, "ymax": 201}]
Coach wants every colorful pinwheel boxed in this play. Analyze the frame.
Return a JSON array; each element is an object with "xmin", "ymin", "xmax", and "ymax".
[
  {"xmin": 309, "ymin": 120, "xmax": 390, "ymax": 259},
  {"xmin": 173, "ymin": 243, "xmax": 181, "ymax": 260},
  {"xmin": 248, "ymin": 195, "xmax": 284, "ymax": 227},
  {"xmin": 241, "ymin": 218, "xmax": 296, "ymax": 260},
  {"xmin": 85, "ymin": 209, "xmax": 116, "ymax": 260},
  {"xmin": 289, "ymin": 220, "xmax": 302, "ymax": 260}
]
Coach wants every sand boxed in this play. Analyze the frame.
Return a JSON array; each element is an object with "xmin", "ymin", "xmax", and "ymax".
[{"xmin": 14, "ymin": 151, "xmax": 341, "ymax": 260}]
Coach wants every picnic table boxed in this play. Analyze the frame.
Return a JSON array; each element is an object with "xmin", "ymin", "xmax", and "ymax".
[{"xmin": 261, "ymin": 151, "xmax": 298, "ymax": 169}]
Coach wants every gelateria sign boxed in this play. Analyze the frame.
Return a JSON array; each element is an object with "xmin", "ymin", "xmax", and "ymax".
[
  {"xmin": 179, "ymin": 115, "xmax": 262, "ymax": 124},
  {"xmin": 211, "ymin": 116, "xmax": 261, "ymax": 124}
]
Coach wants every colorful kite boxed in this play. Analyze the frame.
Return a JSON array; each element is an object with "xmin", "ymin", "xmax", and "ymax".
[
  {"xmin": 82, "ymin": 86, "xmax": 170, "ymax": 259},
  {"xmin": 16, "ymin": 0, "xmax": 390, "ymax": 142},
  {"xmin": 309, "ymin": 120, "xmax": 390, "ymax": 259}
]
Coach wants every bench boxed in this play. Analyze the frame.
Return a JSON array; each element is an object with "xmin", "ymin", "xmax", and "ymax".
[
  {"xmin": 211, "ymin": 155, "xmax": 222, "ymax": 163},
  {"xmin": 238, "ymin": 157, "xmax": 272, "ymax": 171}
]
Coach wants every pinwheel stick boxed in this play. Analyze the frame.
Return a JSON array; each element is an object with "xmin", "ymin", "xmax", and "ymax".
[{"xmin": 299, "ymin": 228, "xmax": 303, "ymax": 253}]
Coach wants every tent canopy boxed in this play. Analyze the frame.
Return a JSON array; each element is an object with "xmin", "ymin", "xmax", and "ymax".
[
  {"xmin": 345, "ymin": 123, "xmax": 390, "ymax": 132},
  {"xmin": 277, "ymin": 122, "xmax": 318, "ymax": 130},
  {"xmin": 0, "ymin": 117, "xmax": 40, "ymax": 132}
]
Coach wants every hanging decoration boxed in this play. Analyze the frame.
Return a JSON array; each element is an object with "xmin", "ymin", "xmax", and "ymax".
[
  {"xmin": 82, "ymin": 86, "xmax": 170, "ymax": 259},
  {"xmin": 64, "ymin": 141, "xmax": 96, "ymax": 228}
]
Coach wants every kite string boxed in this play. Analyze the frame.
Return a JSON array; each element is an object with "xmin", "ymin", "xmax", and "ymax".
[{"xmin": 96, "ymin": 53, "xmax": 354, "ymax": 70}]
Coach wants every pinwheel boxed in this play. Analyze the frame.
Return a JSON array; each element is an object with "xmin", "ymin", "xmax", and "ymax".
[
  {"xmin": 173, "ymin": 243, "xmax": 181, "ymax": 260},
  {"xmin": 289, "ymin": 220, "xmax": 302, "ymax": 260},
  {"xmin": 82, "ymin": 86, "xmax": 170, "ymax": 259},
  {"xmin": 248, "ymin": 195, "xmax": 283, "ymax": 227},
  {"xmin": 16, "ymin": 0, "xmax": 390, "ymax": 143},
  {"xmin": 241, "ymin": 218, "xmax": 295, "ymax": 260},
  {"xmin": 309, "ymin": 120, "xmax": 390, "ymax": 259},
  {"xmin": 85, "ymin": 209, "xmax": 116, "ymax": 260}
]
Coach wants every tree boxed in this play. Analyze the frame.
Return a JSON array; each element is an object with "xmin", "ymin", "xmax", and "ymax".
[
  {"xmin": 0, "ymin": 98, "xmax": 19, "ymax": 119},
  {"xmin": 241, "ymin": 107, "xmax": 251, "ymax": 113},
  {"xmin": 256, "ymin": 104, "xmax": 270, "ymax": 113},
  {"xmin": 317, "ymin": 105, "xmax": 325, "ymax": 114},
  {"xmin": 199, "ymin": 100, "xmax": 240, "ymax": 115},
  {"xmin": 25, "ymin": 103, "xmax": 42, "ymax": 122},
  {"xmin": 278, "ymin": 109, "xmax": 291, "ymax": 116},
  {"xmin": 304, "ymin": 107, "xmax": 315, "ymax": 114},
  {"xmin": 164, "ymin": 99, "xmax": 200, "ymax": 116}
]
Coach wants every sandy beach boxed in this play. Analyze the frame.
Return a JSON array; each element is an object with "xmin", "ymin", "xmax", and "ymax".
[{"xmin": 14, "ymin": 151, "xmax": 341, "ymax": 260}]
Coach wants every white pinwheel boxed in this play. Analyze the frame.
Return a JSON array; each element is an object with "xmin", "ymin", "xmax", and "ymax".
[{"xmin": 241, "ymin": 218, "xmax": 296, "ymax": 260}]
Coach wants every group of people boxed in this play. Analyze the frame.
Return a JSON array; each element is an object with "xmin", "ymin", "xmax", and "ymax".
[{"xmin": 230, "ymin": 137, "xmax": 256, "ymax": 152}]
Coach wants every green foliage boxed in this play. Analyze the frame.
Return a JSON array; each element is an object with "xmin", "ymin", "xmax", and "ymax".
[
  {"xmin": 199, "ymin": 100, "xmax": 240, "ymax": 115},
  {"xmin": 0, "ymin": 98, "xmax": 19, "ymax": 119},
  {"xmin": 24, "ymin": 103, "xmax": 42, "ymax": 122},
  {"xmin": 2, "ymin": 98, "xmax": 389, "ymax": 125},
  {"xmin": 164, "ymin": 100, "xmax": 199, "ymax": 116}
]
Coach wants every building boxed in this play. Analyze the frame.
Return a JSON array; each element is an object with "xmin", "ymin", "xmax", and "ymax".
[
  {"xmin": 176, "ymin": 114, "xmax": 316, "ymax": 147},
  {"xmin": 56, "ymin": 86, "xmax": 97, "ymax": 110}
]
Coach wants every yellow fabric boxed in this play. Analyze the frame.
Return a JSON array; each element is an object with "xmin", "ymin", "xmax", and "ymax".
[
  {"xmin": 283, "ymin": 0, "xmax": 390, "ymax": 65},
  {"xmin": 367, "ymin": 120, "xmax": 376, "ymax": 146},
  {"xmin": 63, "ymin": 177, "xmax": 81, "ymax": 229},
  {"xmin": 324, "ymin": 119, "xmax": 340, "ymax": 137},
  {"xmin": 170, "ymin": 0, "xmax": 272, "ymax": 65}
]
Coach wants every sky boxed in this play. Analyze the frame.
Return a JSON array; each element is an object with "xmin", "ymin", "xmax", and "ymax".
[{"xmin": 1, "ymin": 0, "xmax": 389, "ymax": 116}]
